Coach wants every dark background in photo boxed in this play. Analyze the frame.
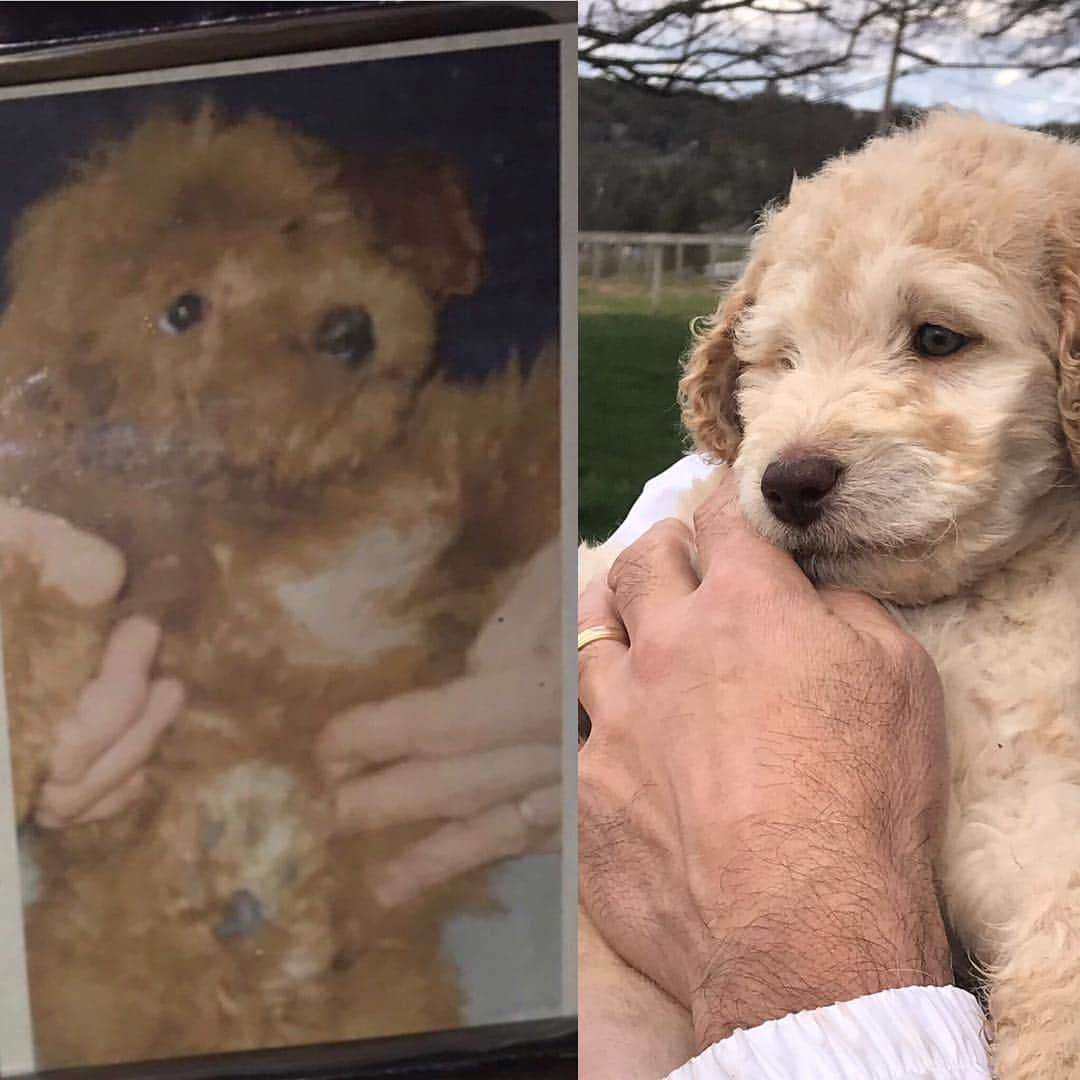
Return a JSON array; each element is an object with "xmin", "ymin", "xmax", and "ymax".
[{"xmin": 0, "ymin": 39, "xmax": 561, "ymax": 380}]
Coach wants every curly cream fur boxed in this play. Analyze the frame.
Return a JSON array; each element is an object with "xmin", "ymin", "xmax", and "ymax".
[
  {"xmin": 677, "ymin": 281, "xmax": 750, "ymax": 463},
  {"xmin": 584, "ymin": 110, "xmax": 1080, "ymax": 1078}
]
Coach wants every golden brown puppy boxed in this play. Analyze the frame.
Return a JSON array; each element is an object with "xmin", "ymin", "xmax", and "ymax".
[
  {"xmin": 583, "ymin": 111, "xmax": 1080, "ymax": 1079},
  {"xmin": 0, "ymin": 107, "xmax": 559, "ymax": 1067}
]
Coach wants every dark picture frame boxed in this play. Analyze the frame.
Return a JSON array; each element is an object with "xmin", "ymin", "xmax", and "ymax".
[{"xmin": 0, "ymin": 5, "xmax": 577, "ymax": 1078}]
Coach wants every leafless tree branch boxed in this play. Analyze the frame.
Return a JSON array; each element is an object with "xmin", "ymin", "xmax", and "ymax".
[
  {"xmin": 579, "ymin": 0, "xmax": 1080, "ymax": 97},
  {"xmin": 579, "ymin": 0, "xmax": 870, "ymax": 92}
]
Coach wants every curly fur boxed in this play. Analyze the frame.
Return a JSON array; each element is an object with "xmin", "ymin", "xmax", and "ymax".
[
  {"xmin": 677, "ymin": 283, "xmax": 748, "ymax": 462},
  {"xmin": 0, "ymin": 107, "xmax": 559, "ymax": 1067},
  {"xmin": 583, "ymin": 111, "xmax": 1080, "ymax": 1078}
]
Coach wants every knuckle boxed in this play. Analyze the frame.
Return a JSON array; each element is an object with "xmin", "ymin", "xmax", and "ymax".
[
  {"xmin": 608, "ymin": 545, "xmax": 654, "ymax": 595},
  {"xmin": 645, "ymin": 517, "xmax": 691, "ymax": 549},
  {"xmin": 692, "ymin": 491, "xmax": 736, "ymax": 540},
  {"xmin": 691, "ymin": 500, "xmax": 720, "ymax": 536}
]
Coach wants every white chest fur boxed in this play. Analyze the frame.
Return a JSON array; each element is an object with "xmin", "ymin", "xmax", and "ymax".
[{"xmin": 268, "ymin": 514, "xmax": 451, "ymax": 665}]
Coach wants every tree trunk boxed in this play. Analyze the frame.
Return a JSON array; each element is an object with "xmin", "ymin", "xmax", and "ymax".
[{"xmin": 878, "ymin": 4, "xmax": 907, "ymax": 134}]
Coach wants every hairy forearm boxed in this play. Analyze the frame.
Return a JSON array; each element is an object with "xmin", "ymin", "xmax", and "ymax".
[{"xmin": 690, "ymin": 861, "xmax": 953, "ymax": 1051}]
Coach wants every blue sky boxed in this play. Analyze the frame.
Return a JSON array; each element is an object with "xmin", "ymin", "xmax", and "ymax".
[
  {"xmin": 786, "ymin": 3, "xmax": 1080, "ymax": 125},
  {"xmin": 580, "ymin": 2, "xmax": 1080, "ymax": 127},
  {"xmin": 836, "ymin": 61, "xmax": 1080, "ymax": 126}
]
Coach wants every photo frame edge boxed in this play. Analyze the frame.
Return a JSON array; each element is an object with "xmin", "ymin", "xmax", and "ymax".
[{"xmin": 0, "ymin": 14, "xmax": 577, "ymax": 1078}]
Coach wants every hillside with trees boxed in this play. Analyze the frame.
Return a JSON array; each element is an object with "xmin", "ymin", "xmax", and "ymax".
[{"xmin": 580, "ymin": 76, "xmax": 1080, "ymax": 233}]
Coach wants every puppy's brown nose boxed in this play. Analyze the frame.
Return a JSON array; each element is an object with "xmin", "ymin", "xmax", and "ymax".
[{"xmin": 761, "ymin": 457, "xmax": 842, "ymax": 528}]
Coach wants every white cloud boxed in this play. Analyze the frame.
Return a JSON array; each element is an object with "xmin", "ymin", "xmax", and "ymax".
[{"xmin": 994, "ymin": 69, "xmax": 1024, "ymax": 88}]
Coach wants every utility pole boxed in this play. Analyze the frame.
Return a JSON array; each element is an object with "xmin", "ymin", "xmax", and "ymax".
[{"xmin": 878, "ymin": 2, "xmax": 907, "ymax": 133}]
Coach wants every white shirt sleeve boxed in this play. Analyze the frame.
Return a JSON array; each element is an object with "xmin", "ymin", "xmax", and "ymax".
[
  {"xmin": 662, "ymin": 986, "xmax": 991, "ymax": 1079},
  {"xmin": 609, "ymin": 463, "xmax": 992, "ymax": 1080}
]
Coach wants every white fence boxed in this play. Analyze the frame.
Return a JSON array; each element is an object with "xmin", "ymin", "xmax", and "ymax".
[{"xmin": 579, "ymin": 230, "xmax": 749, "ymax": 310}]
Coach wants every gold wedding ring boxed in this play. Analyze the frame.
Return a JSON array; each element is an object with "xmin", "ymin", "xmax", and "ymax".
[{"xmin": 577, "ymin": 624, "xmax": 629, "ymax": 651}]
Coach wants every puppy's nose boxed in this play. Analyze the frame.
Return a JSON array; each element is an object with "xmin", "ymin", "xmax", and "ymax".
[
  {"xmin": 760, "ymin": 457, "xmax": 842, "ymax": 528},
  {"xmin": 213, "ymin": 888, "xmax": 264, "ymax": 941}
]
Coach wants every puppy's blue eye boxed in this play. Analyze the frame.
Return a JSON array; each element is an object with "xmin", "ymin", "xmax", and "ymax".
[
  {"xmin": 914, "ymin": 323, "xmax": 967, "ymax": 358},
  {"xmin": 159, "ymin": 292, "xmax": 206, "ymax": 335}
]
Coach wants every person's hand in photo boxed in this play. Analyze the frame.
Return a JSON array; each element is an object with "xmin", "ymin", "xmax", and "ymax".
[
  {"xmin": 0, "ymin": 503, "xmax": 183, "ymax": 829},
  {"xmin": 577, "ymin": 474, "xmax": 952, "ymax": 1055},
  {"xmin": 35, "ymin": 616, "xmax": 184, "ymax": 829},
  {"xmin": 316, "ymin": 539, "xmax": 561, "ymax": 906}
]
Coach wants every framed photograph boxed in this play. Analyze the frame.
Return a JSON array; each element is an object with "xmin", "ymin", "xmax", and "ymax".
[{"xmin": 0, "ymin": 6, "xmax": 576, "ymax": 1077}]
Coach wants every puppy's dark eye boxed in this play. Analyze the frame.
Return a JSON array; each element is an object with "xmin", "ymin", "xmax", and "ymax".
[
  {"xmin": 159, "ymin": 292, "xmax": 206, "ymax": 335},
  {"xmin": 914, "ymin": 323, "xmax": 968, "ymax": 358},
  {"xmin": 316, "ymin": 306, "xmax": 375, "ymax": 369}
]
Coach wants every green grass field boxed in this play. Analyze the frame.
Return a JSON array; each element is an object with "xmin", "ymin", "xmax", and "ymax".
[{"xmin": 579, "ymin": 279, "xmax": 720, "ymax": 541}]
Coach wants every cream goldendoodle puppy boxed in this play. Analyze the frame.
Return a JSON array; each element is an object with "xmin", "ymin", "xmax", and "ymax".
[{"xmin": 583, "ymin": 110, "xmax": 1080, "ymax": 1079}]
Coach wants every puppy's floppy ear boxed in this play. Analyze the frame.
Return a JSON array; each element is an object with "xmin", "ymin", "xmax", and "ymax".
[
  {"xmin": 345, "ymin": 146, "xmax": 484, "ymax": 301},
  {"xmin": 1055, "ymin": 216, "xmax": 1080, "ymax": 469},
  {"xmin": 678, "ymin": 269, "xmax": 757, "ymax": 463}
]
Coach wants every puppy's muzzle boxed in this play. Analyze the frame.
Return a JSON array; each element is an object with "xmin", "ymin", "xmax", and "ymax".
[{"xmin": 761, "ymin": 456, "xmax": 843, "ymax": 528}]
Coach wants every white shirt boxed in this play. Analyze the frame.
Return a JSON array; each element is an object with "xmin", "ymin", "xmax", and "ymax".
[
  {"xmin": 664, "ymin": 987, "xmax": 990, "ymax": 1079},
  {"xmin": 609, "ymin": 455, "xmax": 993, "ymax": 1080}
]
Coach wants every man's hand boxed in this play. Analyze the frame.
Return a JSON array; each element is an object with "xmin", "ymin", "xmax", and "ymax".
[{"xmin": 577, "ymin": 475, "xmax": 951, "ymax": 1053}]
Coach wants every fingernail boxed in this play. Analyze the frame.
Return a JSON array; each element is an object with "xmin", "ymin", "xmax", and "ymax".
[
  {"xmin": 125, "ymin": 614, "xmax": 161, "ymax": 643},
  {"xmin": 518, "ymin": 794, "xmax": 540, "ymax": 826},
  {"xmin": 519, "ymin": 792, "xmax": 558, "ymax": 829}
]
